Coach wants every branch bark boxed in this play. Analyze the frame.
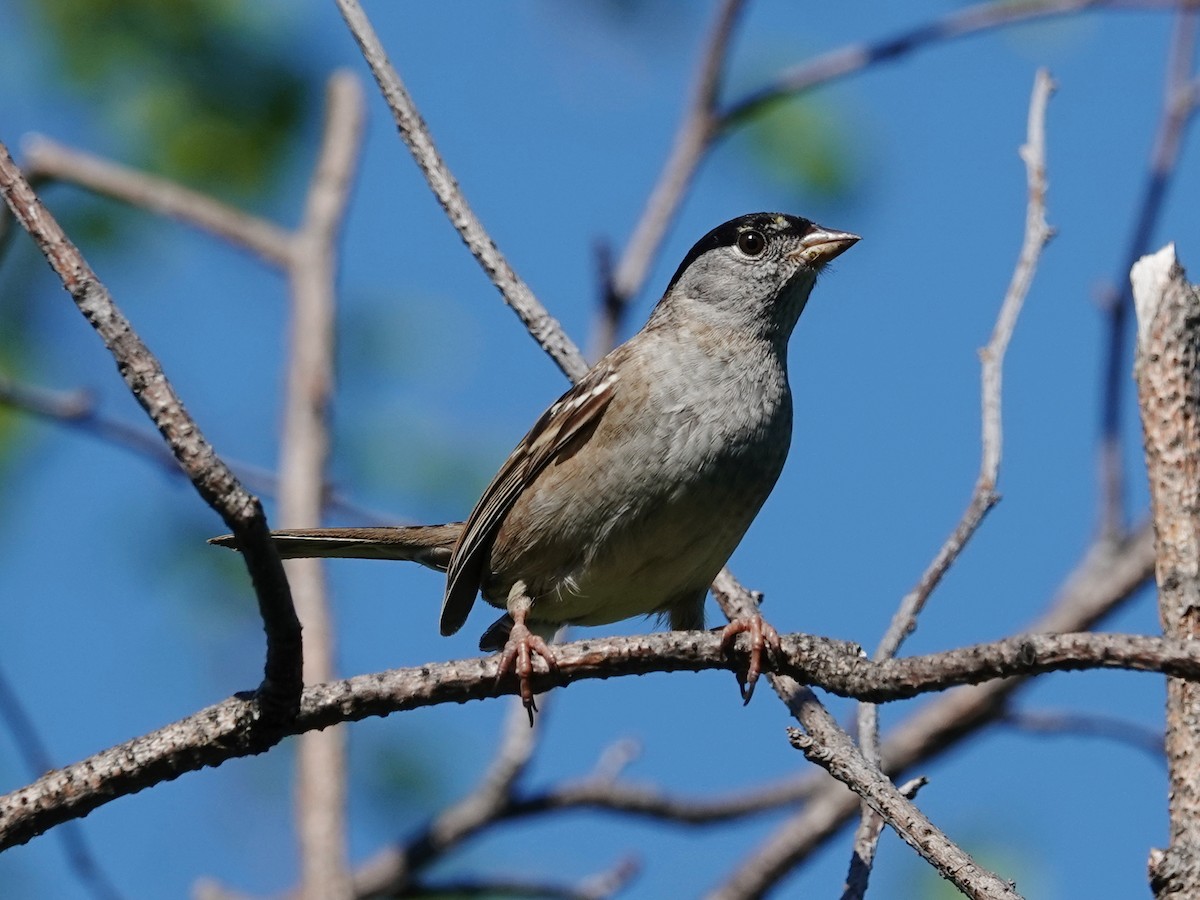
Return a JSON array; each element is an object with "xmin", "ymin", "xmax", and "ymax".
[
  {"xmin": 848, "ymin": 67, "xmax": 1055, "ymax": 898},
  {"xmin": 1132, "ymin": 244, "xmax": 1200, "ymax": 895},
  {"xmin": 332, "ymin": 0, "xmax": 588, "ymax": 381},
  {"xmin": 0, "ymin": 140, "xmax": 302, "ymax": 719},
  {"xmin": 281, "ymin": 70, "xmax": 365, "ymax": 900},
  {"xmin": 2, "ymin": 623, "xmax": 1193, "ymax": 852}
]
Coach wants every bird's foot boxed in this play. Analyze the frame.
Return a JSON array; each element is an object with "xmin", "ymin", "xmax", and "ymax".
[
  {"xmin": 496, "ymin": 621, "xmax": 558, "ymax": 723},
  {"xmin": 719, "ymin": 613, "xmax": 782, "ymax": 704}
]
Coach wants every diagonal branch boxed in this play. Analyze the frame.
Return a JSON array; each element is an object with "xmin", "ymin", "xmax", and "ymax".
[
  {"xmin": 0, "ymin": 140, "xmax": 302, "ymax": 717},
  {"xmin": 19, "ymin": 135, "xmax": 292, "ymax": 267},
  {"xmin": 332, "ymin": 0, "xmax": 588, "ymax": 381},
  {"xmin": 846, "ymin": 67, "xmax": 1055, "ymax": 898},
  {"xmin": 0, "ymin": 660, "xmax": 123, "ymax": 900},
  {"xmin": 1098, "ymin": 9, "xmax": 1200, "ymax": 537},
  {"xmin": 0, "ymin": 372, "xmax": 391, "ymax": 523},
  {"xmin": 786, "ymin": 699, "xmax": 1020, "ymax": 900},
  {"xmin": 706, "ymin": 523, "xmax": 1154, "ymax": 895},
  {"xmin": 351, "ymin": 697, "xmax": 549, "ymax": 895},
  {"xmin": 607, "ymin": 0, "xmax": 749, "ymax": 306}
]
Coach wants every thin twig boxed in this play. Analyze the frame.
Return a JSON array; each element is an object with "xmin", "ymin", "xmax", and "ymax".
[
  {"xmin": 332, "ymin": 0, "xmax": 588, "ymax": 381},
  {"xmin": 281, "ymin": 70, "xmax": 365, "ymax": 900},
  {"xmin": 19, "ymin": 135, "xmax": 292, "ymax": 267},
  {"xmin": 404, "ymin": 854, "xmax": 638, "ymax": 900},
  {"xmin": 847, "ymin": 68, "xmax": 1055, "ymax": 895},
  {"xmin": 1098, "ymin": 10, "xmax": 1200, "ymax": 538},
  {"xmin": 786, "ymin": 705, "xmax": 1021, "ymax": 900},
  {"xmin": 608, "ymin": 0, "xmax": 748, "ymax": 306},
  {"xmin": 352, "ymin": 696, "xmax": 549, "ymax": 895},
  {"xmin": 1001, "ymin": 709, "xmax": 1164, "ymax": 762},
  {"xmin": 723, "ymin": 0, "xmax": 1195, "ymax": 127},
  {"xmin": 840, "ymin": 777, "xmax": 928, "ymax": 900},
  {"xmin": 0, "ymin": 372, "xmax": 393, "ymax": 523},
  {"xmin": 589, "ymin": 238, "xmax": 623, "ymax": 361},
  {"xmin": 0, "ymin": 139, "xmax": 302, "ymax": 717},
  {"xmin": 707, "ymin": 524, "xmax": 1154, "ymax": 896}
]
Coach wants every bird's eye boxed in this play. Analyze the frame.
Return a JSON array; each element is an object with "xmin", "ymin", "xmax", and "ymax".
[{"xmin": 736, "ymin": 229, "xmax": 766, "ymax": 257}]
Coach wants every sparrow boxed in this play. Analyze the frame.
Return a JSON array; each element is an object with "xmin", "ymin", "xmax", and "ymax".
[{"xmin": 214, "ymin": 212, "xmax": 859, "ymax": 714}]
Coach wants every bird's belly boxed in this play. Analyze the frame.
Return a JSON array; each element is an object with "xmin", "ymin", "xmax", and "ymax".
[{"xmin": 488, "ymin": 446, "xmax": 784, "ymax": 627}]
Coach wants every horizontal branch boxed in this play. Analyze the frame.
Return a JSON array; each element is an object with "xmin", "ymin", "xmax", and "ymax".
[{"xmin": 2, "ymin": 627, "xmax": 1196, "ymax": 851}]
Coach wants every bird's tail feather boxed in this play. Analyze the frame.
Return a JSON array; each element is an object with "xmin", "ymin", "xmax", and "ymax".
[{"xmin": 209, "ymin": 523, "xmax": 464, "ymax": 572}]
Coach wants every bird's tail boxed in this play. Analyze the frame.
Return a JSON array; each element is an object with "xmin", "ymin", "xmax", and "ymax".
[{"xmin": 209, "ymin": 523, "xmax": 464, "ymax": 572}]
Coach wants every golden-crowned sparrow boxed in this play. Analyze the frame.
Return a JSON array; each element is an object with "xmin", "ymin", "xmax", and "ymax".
[{"xmin": 214, "ymin": 212, "xmax": 859, "ymax": 712}]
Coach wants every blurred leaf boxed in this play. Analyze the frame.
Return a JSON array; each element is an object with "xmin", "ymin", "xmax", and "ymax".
[
  {"xmin": 739, "ymin": 94, "xmax": 859, "ymax": 200},
  {"xmin": 26, "ymin": 0, "xmax": 309, "ymax": 197},
  {"xmin": 365, "ymin": 737, "xmax": 445, "ymax": 817}
]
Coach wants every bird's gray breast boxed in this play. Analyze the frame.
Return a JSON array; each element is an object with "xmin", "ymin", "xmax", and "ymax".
[{"xmin": 489, "ymin": 328, "xmax": 792, "ymax": 626}]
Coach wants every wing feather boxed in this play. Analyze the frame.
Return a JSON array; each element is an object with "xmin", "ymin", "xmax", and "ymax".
[{"xmin": 439, "ymin": 367, "xmax": 617, "ymax": 635}]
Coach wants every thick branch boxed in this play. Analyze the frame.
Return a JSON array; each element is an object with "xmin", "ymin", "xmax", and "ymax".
[
  {"xmin": 1132, "ymin": 245, "xmax": 1200, "ymax": 895},
  {"xmin": 3, "ymin": 624, "xmax": 1192, "ymax": 853},
  {"xmin": 0, "ymin": 140, "xmax": 301, "ymax": 718}
]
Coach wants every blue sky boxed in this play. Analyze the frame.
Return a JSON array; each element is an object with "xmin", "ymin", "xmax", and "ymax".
[{"xmin": 0, "ymin": 2, "xmax": 1194, "ymax": 897}]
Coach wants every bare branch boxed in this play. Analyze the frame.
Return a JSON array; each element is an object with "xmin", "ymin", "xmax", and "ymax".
[
  {"xmin": 0, "ymin": 371, "xmax": 393, "ymax": 524},
  {"xmin": 607, "ymin": 0, "xmax": 1192, "ymax": 316},
  {"xmin": 847, "ymin": 69, "xmax": 1054, "ymax": 895},
  {"xmin": 1001, "ymin": 709, "xmax": 1164, "ymax": 762},
  {"xmin": 5, "ymin": 617, "xmax": 1193, "ymax": 851},
  {"xmin": 1132, "ymin": 245, "xmax": 1200, "ymax": 895},
  {"xmin": 723, "ymin": 0, "xmax": 1198, "ymax": 127},
  {"xmin": 0, "ymin": 374, "xmax": 182, "ymax": 476},
  {"xmin": 608, "ymin": 0, "xmax": 749, "ymax": 305},
  {"xmin": 872, "ymin": 67, "xmax": 1056, "ymax": 690},
  {"xmin": 0, "ymin": 140, "xmax": 302, "ymax": 717},
  {"xmin": 405, "ymin": 855, "xmax": 638, "ymax": 900},
  {"xmin": 352, "ymin": 696, "xmax": 549, "ymax": 895},
  {"xmin": 19, "ymin": 135, "xmax": 292, "ymax": 267},
  {"xmin": 703, "ymin": 524, "xmax": 1154, "ymax": 890},
  {"xmin": 1099, "ymin": 10, "xmax": 1200, "ymax": 537},
  {"xmin": 786, "ymin": 702, "xmax": 1020, "ymax": 900},
  {"xmin": 840, "ymin": 777, "xmax": 928, "ymax": 900},
  {"xmin": 332, "ymin": 0, "xmax": 588, "ymax": 381},
  {"xmin": 281, "ymin": 70, "xmax": 365, "ymax": 900}
]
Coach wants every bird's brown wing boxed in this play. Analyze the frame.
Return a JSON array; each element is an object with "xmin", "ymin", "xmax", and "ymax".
[{"xmin": 440, "ymin": 365, "xmax": 618, "ymax": 636}]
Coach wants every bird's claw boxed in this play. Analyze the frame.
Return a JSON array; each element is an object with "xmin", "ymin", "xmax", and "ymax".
[
  {"xmin": 496, "ymin": 621, "xmax": 558, "ymax": 723},
  {"xmin": 720, "ymin": 614, "xmax": 782, "ymax": 704}
]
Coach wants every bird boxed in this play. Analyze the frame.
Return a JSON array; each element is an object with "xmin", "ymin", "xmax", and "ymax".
[{"xmin": 213, "ymin": 212, "xmax": 858, "ymax": 714}]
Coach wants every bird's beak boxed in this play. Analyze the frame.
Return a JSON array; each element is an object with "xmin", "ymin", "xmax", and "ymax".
[{"xmin": 789, "ymin": 226, "xmax": 861, "ymax": 266}]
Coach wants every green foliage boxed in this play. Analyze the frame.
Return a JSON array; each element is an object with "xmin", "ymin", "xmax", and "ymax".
[
  {"xmin": 740, "ymin": 93, "xmax": 860, "ymax": 201},
  {"xmin": 27, "ymin": 0, "xmax": 309, "ymax": 197}
]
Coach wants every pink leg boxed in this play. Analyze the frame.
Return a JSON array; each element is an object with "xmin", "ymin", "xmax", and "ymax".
[
  {"xmin": 496, "ymin": 583, "xmax": 557, "ymax": 722},
  {"xmin": 719, "ymin": 613, "xmax": 782, "ymax": 704}
]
